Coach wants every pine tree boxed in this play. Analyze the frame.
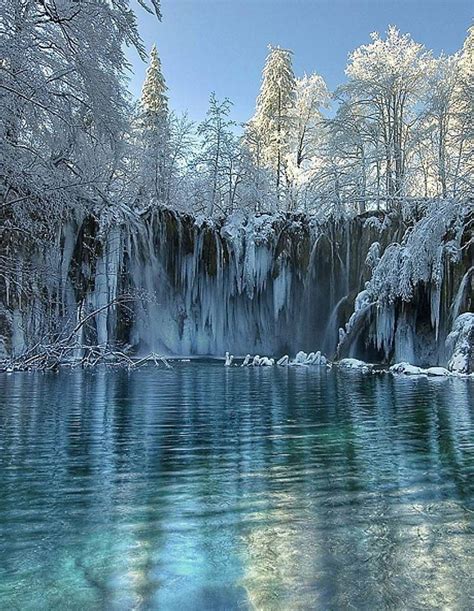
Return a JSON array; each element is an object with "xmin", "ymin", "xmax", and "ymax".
[
  {"xmin": 140, "ymin": 44, "xmax": 169, "ymax": 118},
  {"xmin": 138, "ymin": 44, "xmax": 169, "ymax": 203},
  {"xmin": 249, "ymin": 46, "xmax": 296, "ymax": 207}
]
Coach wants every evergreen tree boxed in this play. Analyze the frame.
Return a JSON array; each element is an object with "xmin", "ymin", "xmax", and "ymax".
[
  {"xmin": 140, "ymin": 44, "xmax": 169, "ymax": 117},
  {"xmin": 249, "ymin": 46, "xmax": 296, "ymax": 207},
  {"xmin": 137, "ymin": 44, "xmax": 170, "ymax": 204}
]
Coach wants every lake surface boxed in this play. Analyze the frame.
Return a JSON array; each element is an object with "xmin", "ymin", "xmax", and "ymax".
[{"xmin": 0, "ymin": 363, "xmax": 473, "ymax": 610}]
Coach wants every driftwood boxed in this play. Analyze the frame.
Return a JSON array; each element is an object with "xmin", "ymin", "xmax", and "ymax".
[{"xmin": 0, "ymin": 296, "xmax": 172, "ymax": 372}]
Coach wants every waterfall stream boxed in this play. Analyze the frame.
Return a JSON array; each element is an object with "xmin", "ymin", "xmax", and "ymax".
[{"xmin": 2, "ymin": 204, "xmax": 472, "ymax": 369}]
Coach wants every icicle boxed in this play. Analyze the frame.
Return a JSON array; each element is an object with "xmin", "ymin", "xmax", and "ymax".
[
  {"xmin": 451, "ymin": 267, "xmax": 473, "ymax": 323},
  {"xmin": 430, "ymin": 285, "xmax": 441, "ymax": 341}
]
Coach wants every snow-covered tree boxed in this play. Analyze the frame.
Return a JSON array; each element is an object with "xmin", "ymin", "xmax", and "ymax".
[
  {"xmin": 249, "ymin": 46, "xmax": 296, "ymax": 207},
  {"xmin": 140, "ymin": 44, "xmax": 169, "ymax": 117},
  {"xmin": 1, "ymin": 0, "xmax": 161, "ymax": 238},
  {"xmin": 291, "ymin": 74, "xmax": 330, "ymax": 169},
  {"xmin": 416, "ymin": 54, "xmax": 461, "ymax": 197},
  {"xmin": 342, "ymin": 27, "xmax": 433, "ymax": 203},
  {"xmin": 195, "ymin": 94, "xmax": 240, "ymax": 216},
  {"xmin": 135, "ymin": 44, "xmax": 170, "ymax": 204},
  {"xmin": 240, "ymin": 121, "xmax": 276, "ymax": 213},
  {"xmin": 0, "ymin": 0, "xmax": 162, "ymax": 350},
  {"xmin": 163, "ymin": 112, "xmax": 196, "ymax": 208},
  {"xmin": 451, "ymin": 26, "xmax": 474, "ymax": 198},
  {"xmin": 284, "ymin": 73, "xmax": 330, "ymax": 210}
]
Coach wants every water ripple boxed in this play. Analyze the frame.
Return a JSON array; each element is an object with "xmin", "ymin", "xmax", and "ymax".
[{"xmin": 0, "ymin": 364, "xmax": 473, "ymax": 610}]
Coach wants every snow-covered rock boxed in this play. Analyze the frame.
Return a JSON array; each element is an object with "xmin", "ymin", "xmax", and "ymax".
[
  {"xmin": 236, "ymin": 354, "xmax": 276, "ymax": 367},
  {"xmin": 339, "ymin": 358, "xmax": 373, "ymax": 373},
  {"xmin": 446, "ymin": 313, "xmax": 474, "ymax": 374},
  {"xmin": 287, "ymin": 350, "xmax": 328, "ymax": 367},
  {"xmin": 272, "ymin": 351, "xmax": 331, "ymax": 367},
  {"xmin": 424, "ymin": 366, "xmax": 452, "ymax": 377},
  {"xmin": 241, "ymin": 354, "xmax": 251, "ymax": 367},
  {"xmin": 390, "ymin": 362, "xmax": 456, "ymax": 377},
  {"xmin": 293, "ymin": 351, "xmax": 308, "ymax": 364},
  {"xmin": 390, "ymin": 362, "xmax": 425, "ymax": 375}
]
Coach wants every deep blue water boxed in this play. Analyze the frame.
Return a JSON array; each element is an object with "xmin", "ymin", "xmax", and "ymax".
[{"xmin": 0, "ymin": 363, "xmax": 473, "ymax": 610}]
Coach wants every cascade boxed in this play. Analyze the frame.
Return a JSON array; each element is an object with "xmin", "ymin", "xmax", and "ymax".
[{"xmin": 1, "ymin": 201, "xmax": 472, "ymax": 370}]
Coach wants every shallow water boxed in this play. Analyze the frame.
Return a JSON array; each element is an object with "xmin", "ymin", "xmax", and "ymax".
[{"xmin": 0, "ymin": 363, "xmax": 473, "ymax": 610}]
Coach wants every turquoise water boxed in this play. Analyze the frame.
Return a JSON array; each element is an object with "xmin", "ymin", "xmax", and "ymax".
[{"xmin": 0, "ymin": 364, "xmax": 473, "ymax": 610}]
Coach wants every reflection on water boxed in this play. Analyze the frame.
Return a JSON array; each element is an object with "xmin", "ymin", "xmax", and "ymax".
[{"xmin": 0, "ymin": 365, "xmax": 473, "ymax": 610}]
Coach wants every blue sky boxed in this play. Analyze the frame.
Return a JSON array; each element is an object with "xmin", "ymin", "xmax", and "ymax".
[{"xmin": 126, "ymin": 0, "xmax": 472, "ymax": 124}]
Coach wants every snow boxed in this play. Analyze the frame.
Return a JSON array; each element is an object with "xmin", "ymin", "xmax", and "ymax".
[
  {"xmin": 390, "ymin": 362, "xmax": 458, "ymax": 377},
  {"xmin": 446, "ymin": 313, "xmax": 474, "ymax": 374},
  {"xmin": 2, "ymin": 2, "xmax": 472, "ymax": 372},
  {"xmin": 241, "ymin": 354, "xmax": 251, "ymax": 367},
  {"xmin": 390, "ymin": 362, "xmax": 425, "ymax": 375},
  {"xmin": 293, "ymin": 351, "xmax": 308, "ymax": 364},
  {"xmin": 424, "ymin": 367, "xmax": 452, "ymax": 376},
  {"xmin": 337, "ymin": 200, "xmax": 471, "ymax": 365},
  {"xmin": 237, "ymin": 353, "xmax": 275, "ymax": 367},
  {"xmin": 286, "ymin": 351, "xmax": 329, "ymax": 367},
  {"xmin": 230, "ymin": 351, "xmax": 329, "ymax": 368},
  {"xmin": 365, "ymin": 242, "xmax": 381, "ymax": 269},
  {"xmin": 339, "ymin": 358, "xmax": 373, "ymax": 372}
]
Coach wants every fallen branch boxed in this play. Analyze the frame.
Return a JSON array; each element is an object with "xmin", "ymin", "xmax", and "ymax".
[{"xmin": 0, "ymin": 346, "xmax": 173, "ymax": 372}]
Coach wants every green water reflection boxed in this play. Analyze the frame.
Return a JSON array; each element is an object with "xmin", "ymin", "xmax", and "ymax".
[{"xmin": 0, "ymin": 364, "xmax": 473, "ymax": 609}]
